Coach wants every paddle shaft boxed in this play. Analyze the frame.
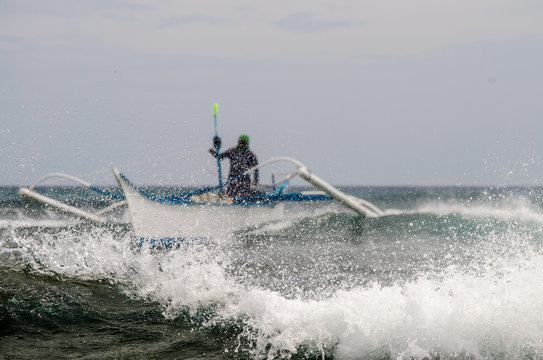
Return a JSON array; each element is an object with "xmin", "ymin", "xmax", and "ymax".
[{"xmin": 213, "ymin": 104, "xmax": 223, "ymax": 190}]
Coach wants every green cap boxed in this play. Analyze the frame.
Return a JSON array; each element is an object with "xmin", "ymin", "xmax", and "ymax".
[
  {"xmin": 238, "ymin": 134, "xmax": 250, "ymax": 150},
  {"xmin": 238, "ymin": 134, "xmax": 249, "ymax": 143}
]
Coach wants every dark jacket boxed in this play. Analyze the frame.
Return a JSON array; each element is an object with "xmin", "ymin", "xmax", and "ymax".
[{"xmin": 218, "ymin": 147, "xmax": 259, "ymax": 183}]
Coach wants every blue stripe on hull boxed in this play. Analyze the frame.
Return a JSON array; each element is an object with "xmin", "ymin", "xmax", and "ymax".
[{"xmin": 119, "ymin": 172, "xmax": 332, "ymax": 207}]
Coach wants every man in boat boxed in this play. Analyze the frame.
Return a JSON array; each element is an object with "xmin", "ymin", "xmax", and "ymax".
[{"xmin": 209, "ymin": 134, "xmax": 259, "ymax": 199}]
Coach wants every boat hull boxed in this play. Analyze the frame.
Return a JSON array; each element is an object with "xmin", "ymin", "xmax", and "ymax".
[{"xmin": 114, "ymin": 168, "xmax": 284, "ymax": 239}]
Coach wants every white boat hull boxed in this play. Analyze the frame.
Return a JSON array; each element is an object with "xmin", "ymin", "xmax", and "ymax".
[{"xmin": 113, "ymin": 167, "xmax": 284, "ymax": 239}]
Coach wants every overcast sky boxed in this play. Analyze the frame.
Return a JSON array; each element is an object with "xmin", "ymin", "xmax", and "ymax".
[{"xmin": 1, "ymin": 0, "xmax": 543, "ymax": 186}]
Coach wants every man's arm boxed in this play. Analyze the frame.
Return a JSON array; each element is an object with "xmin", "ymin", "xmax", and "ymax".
[{"xmin": 209, "ymin": 148, "xmax": 232, "ymax": 159}]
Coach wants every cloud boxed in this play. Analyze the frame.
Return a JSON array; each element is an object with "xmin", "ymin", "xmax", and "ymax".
[{"xmin": 277, "ymin": 12, "xmax": 352, "ymax": 33}]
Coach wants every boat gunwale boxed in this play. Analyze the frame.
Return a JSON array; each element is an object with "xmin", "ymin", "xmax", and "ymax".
[{"xmin": 117, "ymin": 172, "xmax": 332, "ymax": 208}]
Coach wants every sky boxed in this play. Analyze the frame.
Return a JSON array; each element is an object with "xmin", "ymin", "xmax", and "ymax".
[{"xmin": 1, "ymin": 0, "xmax": 543, "ymax": 186}]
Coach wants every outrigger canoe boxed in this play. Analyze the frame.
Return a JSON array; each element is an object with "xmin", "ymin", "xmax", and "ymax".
[{"xmin": 20, "ymin": 157, "xmax": 383, "ymax": 244}]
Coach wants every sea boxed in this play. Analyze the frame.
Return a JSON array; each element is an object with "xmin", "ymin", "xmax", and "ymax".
[{"xmin": 1, "ymin": 185, "xmax": 542, "ymax": 359}]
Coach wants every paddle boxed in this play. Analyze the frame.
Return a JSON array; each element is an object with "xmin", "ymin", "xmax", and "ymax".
[{"xmin": 213, "ymin": 103, "xmax": 223, "ymax": 191}]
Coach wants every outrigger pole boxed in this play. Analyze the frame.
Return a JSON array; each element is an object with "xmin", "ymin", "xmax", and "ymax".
[
  {"xmin": 242, "ymin": 157, "xmax": 384, "ymax": 217},
  {"xmin": 19, "ymin": 173, "xmax": 127, "ymax": 223},
  {"xmin": 213, "ymin": 103, "xmax": 224, "ymax": 191}
]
